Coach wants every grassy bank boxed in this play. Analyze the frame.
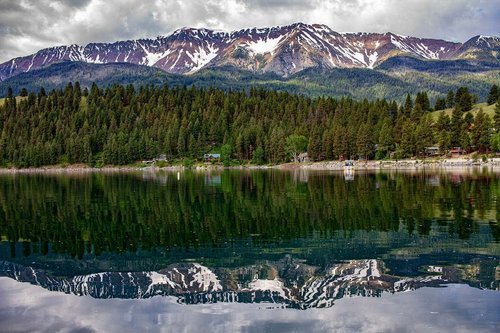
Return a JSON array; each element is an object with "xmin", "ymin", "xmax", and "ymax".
[{"xmin": 430, "ymin": 102, "xmax": 496, "ymax": 121}]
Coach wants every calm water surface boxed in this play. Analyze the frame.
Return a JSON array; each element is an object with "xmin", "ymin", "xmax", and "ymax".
[{"xmin": 0, "ymin": 169, "xmax": 499, "ymax": 332}]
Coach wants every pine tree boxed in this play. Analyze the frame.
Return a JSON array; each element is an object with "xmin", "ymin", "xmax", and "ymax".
[
  {"xmin": 403, "ymin": 94, "xmax": 413, "ymax": 116},
  {"xmin": 177, "ymin": 127, "xmax": 186, "ymax": 156},
  {"xmin": 459, "ymin": 123, "xmax": 471, "ymax": 153},
  {"xmin": 356, "ymin": 124, "xmax": 373, "ymax": 159},
  {"xmin": 220, "ymin": 143, "xmax": 232, "ymax": 166},
  {"xmin": 307, "ymin": 126, "xmax": 323, "ymax": 161},
  {"xmin": 472, "ymin": 109, "xmax": 492, "ymax": 152},
  {"xmin": 6, "ymin": 87, "xmax": 16, "ymax": 112},
  {"xmin": 450, "ymin": 105, "xmax": 464, "ymax": 147},
  {"xmin": 322, "ymin": 129, "xmax": 334, "ymax": 160},
  {"xmin": 434, "ymin": 112, "xmax": 451, "ymax": 152},
  {"xmin": 378, "ymin": 118, "xmax": 394, "ymax": 157},
  {"xmin": 411, "ymin": 103, "xmax": 424, "ymax": 122},
  {"xmin": 446, "ymin": 90, "xmax": 455, "ymax": 108},
  {"xmin": 400, "ymin": 121, "xmax": 415, "ymax": 157},
  {"xmin": 491, "ymin": 132, "xmax": 500, "ymax": 152},
  {"xmin": 388, "ymin": 101, "xmax": 398, "ymax": 121},
  {"xmin": 494, "ymin": 101, "xmax": 500, "ymax": 133},
  {"xmin": 268, "ymin": 127, "xmax": 286, "ymax": 163},
  {"xmin": 188, "ymin": 134, "xmax": 198, "ymax": 158},
  {"xmin": 487, "ymin": 84, "xmax": 499, "ymax": 105},
  {"xmin": 463, "ymin": 112, "xmax": 474, "ymax": 126},
  {"xmin": 415, "ymin": 92, "xmax": 430, "ymax": 112},
  {"xmin": 455, "ymin": 87, "xmax": 472, "ymax": 112},
  {"xmin": 434, "ymin": 97, "xmax": 447, "ymax": 111},
  {"xmin": 251, "ymin": 146, "xmax": 265, "ymax": 165},
  {"xmin": 414, "ymin": 116, "xmax": 434, "ymax": 155}
]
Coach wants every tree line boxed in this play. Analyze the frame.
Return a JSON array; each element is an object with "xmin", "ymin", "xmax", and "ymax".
[
  {"xmin": 1, "ymin": 171, "xmax": 497, "ymax": 258},
  {"xmin": 0, "ymin": 83, "xmax": 499, "ymax": 167}
]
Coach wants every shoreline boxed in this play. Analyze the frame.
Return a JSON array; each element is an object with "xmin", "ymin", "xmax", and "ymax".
[
  {"xmin": 0, "ymin": 158, "xmax": 499, "ymax": 173},
  {"xmin": 291, "ymin": 158, "xmax": 500, "ymax": 170}
]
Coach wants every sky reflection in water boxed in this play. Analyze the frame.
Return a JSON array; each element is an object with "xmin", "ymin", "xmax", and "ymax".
[{"xmin": 0, "ymin": 169, "xmax": 499, "ymax": 332}]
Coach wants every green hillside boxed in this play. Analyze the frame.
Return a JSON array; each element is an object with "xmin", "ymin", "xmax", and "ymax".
[
  {"xmin": 0, "ymin": 96, "xmax": 26, "ymax": 107},
  {"xmin": 1, "ymin": 61, "xmax": 499, "ymax": 103},
  {"xmin": 430, "ymin": 102, "xmax": 497, "ymax": 121}
]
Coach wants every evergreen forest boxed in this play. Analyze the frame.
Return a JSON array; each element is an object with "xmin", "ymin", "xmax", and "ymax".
[{"xmin": 0, "ymin": 82, "xmax": 499, "ymax": 168}]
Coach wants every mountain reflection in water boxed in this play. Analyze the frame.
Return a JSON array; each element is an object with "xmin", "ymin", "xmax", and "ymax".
[
  {"xmin": 1, "ymin": 256, "xmax": 497, "ymax": 309},
  {"xmin": 0, "ymin": 169, "xmax": 498, "ymax": 332}
]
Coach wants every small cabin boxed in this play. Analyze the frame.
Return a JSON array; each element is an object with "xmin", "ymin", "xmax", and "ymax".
[
  {"xmin": 298, "ymin": 152, "xmax": 309, "ymax": 163},
  {"xmin": 449, "ymin": 148, "xmax": 464, "ymax": 158},
  {"xmin": 425, "ymin": 146, "xmax": 440, "ymax": 156},
  {"xmin": 204, "ymin": 153, "xmax": 221, "ymax": 162},
  {"xmin": 142, "ymin": 154, "xmax": 167, "ymax": 165}
]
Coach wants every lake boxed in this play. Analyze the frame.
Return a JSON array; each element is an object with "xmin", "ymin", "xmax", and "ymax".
[{"xmin": 0, "ymin": 169, "xmax": 499, "ymax": 332}]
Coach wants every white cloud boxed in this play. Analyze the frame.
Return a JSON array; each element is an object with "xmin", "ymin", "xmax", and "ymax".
[
  {"xmin": 0, "ymin": 0, "xmax": 498, "ymax": 63},
  {"xmin": 0, "ymin": 277, "xmax": 499, "ymax": 333}
]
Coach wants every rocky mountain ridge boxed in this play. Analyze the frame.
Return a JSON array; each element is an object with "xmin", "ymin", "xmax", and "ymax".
[
  {"xmin": 1, "ymin": 23, "xmax": 498, "ymax": 81},
  {"xmin": 1, "ymin": 258, "xmax": 488, "ymax": 309}
]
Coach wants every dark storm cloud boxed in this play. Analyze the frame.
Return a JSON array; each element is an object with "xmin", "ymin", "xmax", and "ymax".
[{"xmin": 0, "ymin": 0, "xmax": 499, "ymax": 62}]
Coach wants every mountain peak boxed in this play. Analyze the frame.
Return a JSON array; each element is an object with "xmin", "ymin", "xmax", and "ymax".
[{"xmin": 0, "ymin": 23, "xmax": 498, "ymax": 81}]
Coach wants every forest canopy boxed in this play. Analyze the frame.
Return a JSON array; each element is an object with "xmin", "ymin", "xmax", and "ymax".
[{"xmin": 0, "ymin": 82, "xmax": 499, "ymax": 168}]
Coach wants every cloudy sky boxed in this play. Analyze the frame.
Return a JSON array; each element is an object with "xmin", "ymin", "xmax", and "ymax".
[
  {"xmin": 0, "ymin": 0, "xmax": 499, "ymax": 63},
  {"xmin": 1, "ymin": 277, "xmax": 498, "ymax": 333}
]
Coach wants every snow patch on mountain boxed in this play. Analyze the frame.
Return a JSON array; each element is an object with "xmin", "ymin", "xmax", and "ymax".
[
  {"xmin": 367, "ymin": 51, "xmax": 378, "ymax": 68},
  {"xmin": 0, "ymin": 23, "xmax": 496, "ymax": 81},
  {"xmin": 246, "ymin": 36, "xmax": 284, "ymax": 55},
  {"xmin": 139, "ymin": 45, "xmax": 172, "ymax": 66},
  {"xmin": 249, "ymin": 278, "xmax": 287, "ymax": 297},
  {"xmin": 186, "ymin": 44, "xmax": 219, "ymax": 73},
  {"xmin": 188, "ymin": 264, "xmax": 222, "ymax": 291},
  {"xmin": 147, "ymin": 272, "xmax": 178, "ymax": 289}
]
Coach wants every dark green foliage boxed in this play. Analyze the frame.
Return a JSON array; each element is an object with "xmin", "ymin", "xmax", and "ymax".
[
  {"xmin": 435, "ymin": 112, "xmax": 452, "ymax": 151},
  {"xmin": 472, "ymin": 109, "xmax": 492, "ymax": 152},
  {"xmin": 491, "ymin": 132, "xmax": 500, "ymax": 152},
  {"xmin": 376, "ymin": 55, "xmax": 499, "ymax": 73},
  {"xmin": 285, "ymin": 135, "xmax": 308, "ymax": 163},
  {"xmin": 400, "ymin": 120, "xmax": 416, "ymax": 157},
  {"xmin": 494, "ymin": 101, "xmax": 500, "ymax": 133},
  {"xmin": 1, "ymin": 61, "xmax": 498, "ymax": 104},
  {"xmin": 403, "ymin": 94, "xmax": 413, "ymax": 116},
  {"xmin": 377, "ymin": 118, "xmax": 394, "ymax": 156},
  {"xmin": 415, "ymin": 91, "xmax": 430, "ymax": 112},
  {"xmin": 220, "ymin": 144, "xmax": 232, "ymax": 166},
  {"xmin": 434, "ymin": 97, "xmax": 447, "ymax": 111},
  {"xmin": 1, "ymin": 82, "xmax": 498, "ymax": 168},
  {"xmin": 446, "ymin": 90, "xmax": 455, "ymax": 108},
  {"xmin": 414, "ymin": 115, "xmax": 434, "ymax": 154},
  {"xmin": 0, "ymin": 171, "xmax": 497, "ymax": 258},
  {"xmin": 356, "ymin": 123, "xmax": 373, "ymax": 159},
  {"xmin": 455, "ymin": 87, "xmax": 473, "ymax": 111},
  {"xmin": 307, "ymin": 126, "xmax": 323, "ymax": 161},
  {"xmin": 450, "ymin": 105, "xmax": 464, "ymax": 146},
  {"xmin": 251, "ymin": 146, "xmax": 265, "ymax": 165},
  {"xmin": 487, "ymin": 84, "xmax": 499, "ymax": 105}
]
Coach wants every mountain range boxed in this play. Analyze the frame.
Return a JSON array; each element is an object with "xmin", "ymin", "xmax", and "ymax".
[
  {"xmin": 0, "ymin": 23, "xmax": 499, "ymax": 100},
  {"xmin": 2, "ymin": 258, "xmax": 490, "ymax": 309}
]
